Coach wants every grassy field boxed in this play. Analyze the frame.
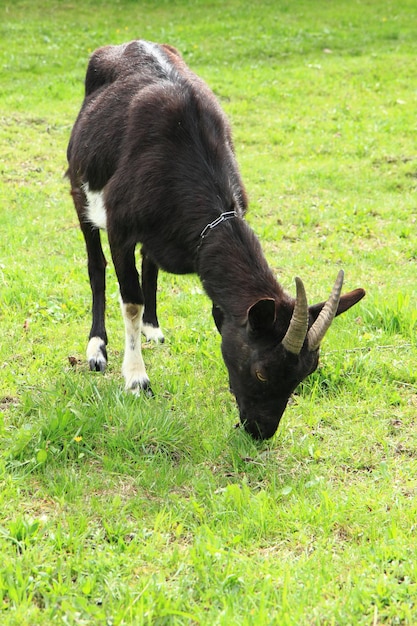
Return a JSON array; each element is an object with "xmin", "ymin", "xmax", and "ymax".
[{"xmin": 1, "ymin": 0, "xmax": 417, "ymax": 623}]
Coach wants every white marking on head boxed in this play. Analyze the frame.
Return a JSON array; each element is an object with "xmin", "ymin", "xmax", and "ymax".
[
  {"xmin": 139, "ymin": 41, "xmax": 172, "ymax": 76},
  {"xmin": 83, "ymin": 182, "xmax": 107, "ymax": 231}
]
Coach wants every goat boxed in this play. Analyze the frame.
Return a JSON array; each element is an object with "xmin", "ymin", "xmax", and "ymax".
[{"xmin": 67, "ymin": 40, "xmax": 365, "ymax": 440}]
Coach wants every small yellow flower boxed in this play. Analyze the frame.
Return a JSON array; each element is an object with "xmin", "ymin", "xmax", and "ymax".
[{"xmin": 74, "ymin": 436, "xmax": 83, "ymax": 443}]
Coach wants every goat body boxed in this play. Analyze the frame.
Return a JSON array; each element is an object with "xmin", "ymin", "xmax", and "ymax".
[{"xmin": 67, "ymin": 40, "xmax": 365, "ymax": 439}]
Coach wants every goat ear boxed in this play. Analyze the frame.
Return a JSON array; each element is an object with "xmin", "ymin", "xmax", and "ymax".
[
  {"xmin": 309, "ymin": 288, "xmax": 365, "ymax": 321},
  {"xmin": 212, "ymin": 305, "xmax": 224, "ymax": 333},
  {"xmin": 247, "ymin": 298, "xmax": 276, "ymax": 332}
]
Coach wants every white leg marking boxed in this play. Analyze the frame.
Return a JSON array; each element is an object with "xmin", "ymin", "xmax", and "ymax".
[
  {"xmin": 120, "ymin": 301, "xmax": 151, "ymax": 393},
  {"xmin": 83, "ymin": 182, "xmax": 107, "ymax": 231},
  {"xmin": 141, "ymin": 323, "xmax": 165, "ymax": 343},
  {"xmin": 86, "ymin": 336, "xmax": 107, "ymax": 371}
]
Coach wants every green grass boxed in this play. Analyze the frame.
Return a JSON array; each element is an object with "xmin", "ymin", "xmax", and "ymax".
[{"xmin": 1, "ymin": 0, "xmax": 417, "ymax": 623}]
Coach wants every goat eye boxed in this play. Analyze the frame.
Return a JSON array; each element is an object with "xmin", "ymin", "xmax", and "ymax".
[{"xmin": 255, "ymin": 369, "xmax": 268, "ymax": 383}]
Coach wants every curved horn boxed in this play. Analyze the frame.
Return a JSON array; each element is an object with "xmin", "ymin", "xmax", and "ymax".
[
  {"xmin": 282, "ymin": 277, "xmax": 309, "ymax": 355},
  {"xmin": 307, "ymin": 270, "xmax": 344, "ymax": 351}
]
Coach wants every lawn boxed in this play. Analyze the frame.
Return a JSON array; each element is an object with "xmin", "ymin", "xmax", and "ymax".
[{"xmin": 1, "ymin": 0, "xmax": 416, "ymax": 624}]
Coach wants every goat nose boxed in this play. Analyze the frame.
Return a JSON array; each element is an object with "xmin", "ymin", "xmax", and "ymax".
[{"xmin": 241, "ymin": 417, "xmax": 270, "ymax": 440}]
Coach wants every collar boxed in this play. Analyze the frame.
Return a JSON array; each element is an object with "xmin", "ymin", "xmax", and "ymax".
[
  {"xmin": 199, "ymin": 210, "xmax": 238, "ymax": 240},
  {"xmin": 195, "ymin": 210, "xmax": 239, "ymax": 267}
]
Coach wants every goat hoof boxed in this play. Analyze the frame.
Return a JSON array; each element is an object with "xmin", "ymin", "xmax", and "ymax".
[
  {"xmin": 87, "ymin": 337, "xmax": 107, "ymax": 372},
  {"xmin": 135, "ymin": 378, "xmax": 154, "ymax": 398},
  {"xmin": 127, "ymin": 378, "xmax": 153, "ymax": 397},
  {"xmin": 143, "ymin": 383, "xmax": 154, "ymax": 398},
  {"xmin": 142, "ymin": 323, "xmax": 165, "ymax": 344},
  {"xmin": 89, "ymin": 358, "xmax": 107, "ymax": 373}
]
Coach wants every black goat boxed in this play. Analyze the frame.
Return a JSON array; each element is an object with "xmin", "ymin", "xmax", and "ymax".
[{"xmin": 67, "ymin": 40, "xmax": 365, "ymax": 439}]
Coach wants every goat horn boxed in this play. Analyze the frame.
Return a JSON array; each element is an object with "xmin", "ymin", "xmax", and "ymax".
[
  {"xmin": 307, "ymin": 269, "xmax": 344, "ymax": 351},
  {"xmin": 282, "ymin": 277, "xmax": 309, "ymax": 355}
]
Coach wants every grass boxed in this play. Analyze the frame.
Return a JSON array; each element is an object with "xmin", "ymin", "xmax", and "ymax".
[{"xmin": 1, "ymin": 0, "xmax": 417, "ymax": 623}]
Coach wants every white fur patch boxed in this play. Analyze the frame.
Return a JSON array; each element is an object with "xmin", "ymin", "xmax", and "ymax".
[
  {"xmin": 83, "ymin": 182, "xmax": 107, "ymax": 231},
  {"xmin": 142, "ymin": 323, "xmax": 165, "ymax": 343},
  {"xmin": 140, "ymin": 40, "xmax": 171, "ymax": 76},
  {"xmin": 86, "ymin": 336, "xmax": 107, "ymax": 369},
  {"xmin": 120, "ymin": 302, "xmax": 150, "ymax": 391}
]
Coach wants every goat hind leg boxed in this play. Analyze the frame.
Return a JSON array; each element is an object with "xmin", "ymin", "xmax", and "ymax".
[{"xmin": 71, "ymin": 186, "xmax": 108, "ymax": 372}]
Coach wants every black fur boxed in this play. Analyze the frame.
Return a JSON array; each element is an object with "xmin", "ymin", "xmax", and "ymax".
[{"xmin": 67, "ymin": 40, "xmax": 365, "ymax": 439}]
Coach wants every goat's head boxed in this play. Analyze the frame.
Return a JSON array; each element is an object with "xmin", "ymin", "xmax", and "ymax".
[{"xmin": 213, "ymin": 271, "xmax": 365, "ymax": 439}]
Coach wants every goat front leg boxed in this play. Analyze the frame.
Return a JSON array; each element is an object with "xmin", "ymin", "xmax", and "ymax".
[
  {"xmin": 120, "ymin": 300, "xmax": 152, "ymax": 396},
  {"xmin": 141, "ymin": 249, "xmax": 164, "ymax": 343},
  {"xmin": 110, "ymin": 238, "xmax": 152, "ymax": 395}
]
